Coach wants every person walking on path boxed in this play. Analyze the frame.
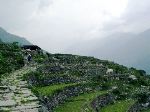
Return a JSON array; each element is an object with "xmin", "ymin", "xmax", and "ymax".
[{"xmin": 27, "ymin": 53, "xmax": 32, "ymax": 62}]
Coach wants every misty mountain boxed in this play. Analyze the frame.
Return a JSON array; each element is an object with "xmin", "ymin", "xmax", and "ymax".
[
  {"xmin": 67, "ymin": 29, "xmax": 150, "ymax": 73},
  {"xmin": 0, "ymin": 27, "xmax": 31, "ymax": 45},
  {"xmin": 89, "ymin": 30, "xmax": 150, "ymax": 73}
]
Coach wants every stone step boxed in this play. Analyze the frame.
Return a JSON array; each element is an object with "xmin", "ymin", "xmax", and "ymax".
[
  {"xmin": 24, "ymin": 96, "xmax": 38, "ymax": 102},
  {"xmin": 9, "ymin": 86, "xmax": 17, "ymax": 91},
  {"xmin": 11, "ymin": 108, "xmax": 39, "ymax": 112},
  {"xmin": 14, "ymin": 96, "xmax": 38, "ymax": 103},
  {"xmin": 15, "ymin": 93, "xmax": 33, "ymax": 99},
  {"xmin": 0, "ymin": 89, "xmax": 10, "ymax": 94},
  {"xmin": 0, "ymin": 100, "xmax": 16, "ymax": 107},
  {"xmin": 17, "ymin": 84, "xmax": 29, "ymax": 88},
  {"xmin": 12, "ymin": 105, "xmax": 40, "ymax": 111},
  {"xmin": 1, "ymin": 93, "xmax": 15, "ymax": 100},
  {"xmin": 15, "ymin": 96, "xmax": 39, "ymax": 103},
  {"xmin": 0, "ymin": 66, "xmax": 40, "ymax": 112},
  {"xmin": 0, "ymin": 107, "xmax": 11, "ymax": 112},
  {"xmin": 24, "ymin": 101, "xmax": 40, "ymax": 106},
  {"xmin": 14, "ymin": 89, "xmax": 32, "ymax": 95},
  {"xmin": 0, "ymin": 86, "xmax": 9, "ymax": 89},
  {"xmin": 18, "ymin": 81, "xmax": 28, "ymax": 85},
  {"xmin": 0, "ymin": 86, "xmax": 10, "ymax": 94}
]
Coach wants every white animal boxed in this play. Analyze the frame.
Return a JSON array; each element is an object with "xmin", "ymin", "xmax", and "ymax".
[
  {"xmin": 129, "ymin": 75, "xmax": 137, "ymax": 80},
  {"xmin": 99, "ymin": 63, "xmax": 104, "ymax": 67},
  {"xmin": 26, "ymin": 49, "xmax": 31, "ymax": 52},
  {"xmin": 106, "ymin": 68, "xmax": 114, "ymax": 74},
  {"xmin": 142, "ymin": 103, "xmax": 149, "ymax": 108}
]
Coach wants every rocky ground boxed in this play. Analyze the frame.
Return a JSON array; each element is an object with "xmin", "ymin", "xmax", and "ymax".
[{"xmin": 0, "ymin": 65, "xmax": 41, "ymax": 112}]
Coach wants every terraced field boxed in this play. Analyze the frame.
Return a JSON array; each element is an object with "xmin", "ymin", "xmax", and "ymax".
[
  {"xmin": 54, "ymin": 91, "xmax": 107, "ymax": 112},
  {"xmin": 2, "ymin": 39, "xmax": 150, "ymax": 112},
  {"xmin": 1, "ymin": 32, "xmax": 150, "ymax": 112},
  {"xmin": 100, "ymin": 99, "xmax": 135, "ymax": 112},
  {"xmin": 32, "ymin": 83, "xmax": 77, "ymax": 96},
  {"xmin": 143, "ymin": 109, "xmax": 150, "ymax": 112}
]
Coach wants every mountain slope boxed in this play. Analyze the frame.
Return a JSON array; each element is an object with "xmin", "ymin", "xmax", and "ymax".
[
  {"xmin": 70, "ymin": 30, "xmax": 150, "ymax": 73},
  {"xmin": 109, "ymin": 31, "xmax": 149, "ymax": 73},
  {"xmin": 23, "ymin": 53, "xmax": 150, "ymax": 112},
  {"xmin": 91, "ymin": 31, "xmax": 150, "ymax": 73},
  {"xmin": 0, "ymin": 42, "xmax": 150, "ymax": 112},
  {"xmin": 130, "ymin": 30, "xmax": 150, "ymax": 73},
  {"xmin": 0, "ymin": 27, "xmax": 31, "ymax": 45}
]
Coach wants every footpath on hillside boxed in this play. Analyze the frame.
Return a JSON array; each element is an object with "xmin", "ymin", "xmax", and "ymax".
[{"xmin": 0, "ymin": 65, "xmax": 41, "ymax": 112}]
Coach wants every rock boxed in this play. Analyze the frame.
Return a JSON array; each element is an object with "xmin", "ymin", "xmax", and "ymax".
[
  {"xmin": 0, "ymin": 107, "xmax": 11, "ymax": 111},
  {"xmin": 9, "ymin": 86, "xmax": 17, "ymax": 91},
  {"xmin": 24, "ymin": 96, "xmax": 38, "ymax": 102},
  {"xmin": 0, "ymin": 89, "xmax": 10, "ymax": 93},
  {"xmin": 0, "ymin": 100, "xmax": 16, "ymax": 107},
  {"xmin": 0, "ymin": 86, "xmax": 9, "ymax": 89},
  {"xmin": 0, "ymin": 66, "xmax": 40, "ymax": 112},
  {"xmin": 2, "ymin": 93, "xmax": 15, "ymax": 100},
  {"xmin": 12, "ymin": 105, "xmax": 40, "ymax": 111}
]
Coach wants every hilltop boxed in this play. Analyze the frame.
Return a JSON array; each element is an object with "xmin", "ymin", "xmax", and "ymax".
[{"xmin": 0, "ymin": 27, "xmax": 31, "ymax": 45}]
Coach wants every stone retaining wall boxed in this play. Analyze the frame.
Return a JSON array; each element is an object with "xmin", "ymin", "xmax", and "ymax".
[
  {"xmin": 91, "ymin": 94, "xmax": 115, "ymax": 112},
  {"xmin": 128, "ymin": 102, "xmax": 150, "ymax": 112},
  {"xmin": 37, "ymin": 84, "xmax": 93, "ymax": 112},
  {"xmin": 28, "ymin": 75, "xmax": 79, "ymax": 86}
]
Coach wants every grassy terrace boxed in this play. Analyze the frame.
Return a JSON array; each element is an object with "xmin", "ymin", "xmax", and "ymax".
[
  {"xmin": 143, "ymin": 109, "xmax": 150, "ymax": 112},
  {"xmin": 54, "ymin": 91, "xmax": 107, "ymax": 112},
  {"xmin": 100, "ymin": 99, "xmax": 135, "ymax": 112},
  {"xmin": 32, "ymin": 83, "xmax": 77, "ymax": 96}
]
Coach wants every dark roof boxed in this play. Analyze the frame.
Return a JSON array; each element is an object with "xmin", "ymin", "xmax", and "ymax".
[{"xmin": 21, "ymin": 45, "xmax": 41, "ymax": 50}]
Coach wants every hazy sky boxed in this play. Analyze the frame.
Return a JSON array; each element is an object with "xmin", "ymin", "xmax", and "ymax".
[{"xmin": 0, "ymin": 0, "xmax": 150, "ymax": 53}]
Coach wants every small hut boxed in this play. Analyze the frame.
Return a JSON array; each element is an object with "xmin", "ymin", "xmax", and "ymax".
[
  {"xmin": 21, "ymin": 45, "xmax": 42, "ymax": 55},
  {"xmin": 21, "ymin": 45, "xmax": 41, "ymax": 51}
]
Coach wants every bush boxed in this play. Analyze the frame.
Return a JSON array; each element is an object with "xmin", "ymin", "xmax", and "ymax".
[
  {"xmin": 136, "ymin": 92, "xmax": 150, "ymax": 103},
  {"xmin": 0, "ymin": 43, "xmax": 24, "ymax": 76}
]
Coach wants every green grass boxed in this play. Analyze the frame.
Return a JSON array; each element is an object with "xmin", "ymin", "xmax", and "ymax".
[
  {"xmin": 100, "ymin": 99, "xmax": 135, "ymax": 112},
  {"xmin": 142, "ymin": 109, "xmax": 150, "ymax": 112},
  {"xmin": 54, "ymin": 91, "xmax": 107, "ymax": 112},
  {"xmin": 32, "ymin": 83, "xmax": 77, "ymax": 96}
]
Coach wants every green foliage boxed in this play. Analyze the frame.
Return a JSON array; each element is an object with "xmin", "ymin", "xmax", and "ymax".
[
  {"xmin": 23, "ymin": 50, "xmax": 150, "ymax": 111},
  {"xmin": 112, "ymin": 84, "xmax": 133, "ymax": 100},
  {"xmin": 135, "ymin": 92, "xmax": 150, "ymax": 103},
  {"xmin": 100, "ymin": 99, "xmax": 135, "ymax": 112},
  {"xmin": 54, "ymin": 91, "xmax": 106, "ymax": 112},
  {"xmin": 0, "ymin": 43, "xmax": 24, "ymax": 76},
  {"xmin": 32, "ymin": 83, "xmax": 77, "ymax": 96},
  {"xmin": 33, "ymin": 54, "xmax": 46, "ymax": 63},
  {"xmin": 143, "ymin": 109, "xmax": 150, "ymax": 112},
  {"xmin": 101, "ymin": 82, "xmax": 111, "ymax": 90}
]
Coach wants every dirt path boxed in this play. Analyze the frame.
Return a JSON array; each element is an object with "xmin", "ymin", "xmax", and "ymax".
[{"xmin": 0, "ymin": 66, "xmax": 41, "ymax": 112}]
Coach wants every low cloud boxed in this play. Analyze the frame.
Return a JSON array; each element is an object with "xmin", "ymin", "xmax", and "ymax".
[{"xmin": 0, "ymin": 0, "xmax": 150, "ymax": 54}]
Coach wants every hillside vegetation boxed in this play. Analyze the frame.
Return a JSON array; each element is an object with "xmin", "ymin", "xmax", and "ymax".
[
  {"xmin": 1, "ymin": 42, "xmax": 150, "ymax": 112},
  {"xmin": 0, "ymin": 43, "xmax": 24, "ymax": 76},
  {"xmin": 23, "ymin": 52, "xmax": 150, "ymax": 112}
]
